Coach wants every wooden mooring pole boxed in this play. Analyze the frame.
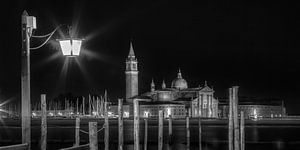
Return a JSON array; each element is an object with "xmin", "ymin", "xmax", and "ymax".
[
  {"xmin": 41, "ymin": 94, "xmax": 47, "ymax": 150},
  {"xmin": 89, "ymin": 122, "xmax": 98, "ymax": 150},
  {"xmin": 158, "ymin": 110, "xmax": 163, "ymax": 150},
  {"xmin": 186, "ymin": 108, "xmax": 190, "ymax": 150},
  {"xmin": 233, "ymin": 86, "xmax": 240, "ymax": 150},
  {"xmin": 134, "ymin": 99, "xmax": 140, "ymax": 150},
  {"xmin": 75, "ymin": 117, "xmax": 80, "ymax": 146},
  {"xmin": 118, "ymin": 99, "xmax": 124, "ymax": 150},
  {"xmin": 228, "ymin": 88, "xmax": 233, "ymax": 150},
  {"xmin": 198, "ymin": 93, "xmax": 202, "ymax": 150},
  {"xmin": 144, "ymin": 117, "xmax": 148, "ymax": 150},
  {"xmin": 240, "ymin": 111, "xmax": 245, "ymax": 150},
  {"xmin": 104, "ymin": 101, "xmax": 109, "ymax": 150},
  {"xmin": 168, "ymin": 114, "xmax": 172, "ymax": 145}
]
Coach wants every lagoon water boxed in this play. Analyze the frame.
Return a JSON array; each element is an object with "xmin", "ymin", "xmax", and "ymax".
[{"xmin": 1, "ymin": 118, "xmax": 300, "ymax": 150}]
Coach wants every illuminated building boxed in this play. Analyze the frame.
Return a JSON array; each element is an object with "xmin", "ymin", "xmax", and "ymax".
[
  {"xmin": 123, "ymin": 42, "xmax": 219, "ymax": 118},
  {"xmin": 219, "ymin": 99, "xmax": 286, "ymax": 119},
  {"xmin": 112, "ymin": 42, "xmax": 287, "ymax": 119}
]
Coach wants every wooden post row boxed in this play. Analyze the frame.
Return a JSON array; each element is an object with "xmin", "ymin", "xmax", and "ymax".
[
  {"xmin": 144, "ymin": 117, "xmax": 148, "ymax": 150},
  {"xmin": 89, "ymin": 122, "xmax": 98, "ymax": 150},
  {"xmin": 240, "ymin": 111, "xmax": 245, "ymax": 150},
  {"xmin": 104, "ymin": 101, "xmax": 109, "ymax": 150},
  {"xmin": 41, "ymin": 94, "xmax": 47, "ymax": 150},
  {"xmin": 158, "ymin": 110, "xmax": 163, "ymax": 150},
  {"xmin": 118, "ymin": 99, "xmax": 124, "ymax": 150},
  {"xmin": 75, "ymin": 117, "xmax": 80, "ymax": 146},
  {"xmin": 228, "ymin": 88, "xmax": 234, "ymax": 150},
  {"xmin": 233, "ymin": 86, "xmax": 240, "ymax": 150},
  {"xmin": 134, "ymin": 99, "xmax": 140, "ymax": 150},
  {"xmin": 198, "ymin": 93, "xmax": 202, "ymax": 150},
  {"xmin": 168, "ymin": 114, "xmax": 172, "ymax": 145},
  {"xmin": 186, "ymin": 108, "xmax": 190, "ymax": 150}
]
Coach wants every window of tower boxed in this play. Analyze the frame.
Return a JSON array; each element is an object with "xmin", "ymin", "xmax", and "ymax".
[{"xmin": 132, "ymin": 63, "xmax": 137, "ymax": 70}]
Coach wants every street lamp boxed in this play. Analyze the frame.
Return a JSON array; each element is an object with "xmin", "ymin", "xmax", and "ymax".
[
  {"xmin": 58, "ymin": 38, "xmax": 83, "ymax": 57},
  {"xmin": 21, "ymin": 10, "xmax": 83, "ymax": 149}
]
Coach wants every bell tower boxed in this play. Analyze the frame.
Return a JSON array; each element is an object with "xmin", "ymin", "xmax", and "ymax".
[{"xmin": 125, "ymin": 42, "xmax": 138, "ymax": 102}]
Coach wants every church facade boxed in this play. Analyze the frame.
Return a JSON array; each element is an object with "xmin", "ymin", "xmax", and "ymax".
[{"xmin": 124, "ymin": 43, "xmax": 219, "ymax": 118}]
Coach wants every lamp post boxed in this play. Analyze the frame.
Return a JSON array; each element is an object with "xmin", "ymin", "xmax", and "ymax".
[
  {"xmin": 21, "ymin": 10, "xmax": 82, "ymax": 149},
  {"xmin": 21, "ymin": 11, "xmax": 33, "ymax": 149}
]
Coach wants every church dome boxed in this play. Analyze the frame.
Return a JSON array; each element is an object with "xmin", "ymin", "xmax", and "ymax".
[{"xmin": 171, "ymin": 69, "xmax": 188, "ymax": 90}]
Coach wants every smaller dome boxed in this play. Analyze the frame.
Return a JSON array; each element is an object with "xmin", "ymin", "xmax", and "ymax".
[{"xmin": 171, "ymin": 69, "xmax": 188, "ymax": 90}]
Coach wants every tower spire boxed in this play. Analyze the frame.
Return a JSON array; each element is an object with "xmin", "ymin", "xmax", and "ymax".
[
  {"xmin": 177, "ymin": 68, "xmax": 182, "ymax": 78},
  {"xmin": 128, "ymin": 42, "xmax": 135, "ymax": 58},
  {"xmin": 162, "ymin": 79, "xmax": 166, "ymax": 89},
  {"xmin": 151, "ymin": 78, "xmax": 155, "ymax": 92}
]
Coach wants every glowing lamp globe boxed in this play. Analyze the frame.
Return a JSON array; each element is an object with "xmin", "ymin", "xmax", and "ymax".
[{"xmin": 58, "ymin": 38, "xmax": 82, "ymax": 57}]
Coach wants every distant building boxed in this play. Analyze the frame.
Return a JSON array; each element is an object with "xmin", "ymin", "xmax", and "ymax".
[
  {"xmin": 121, "ymin": 42, "xmax": 219, "ymax": 118},
  {"xmin": 219, "ymin": 98, "xmax": 286, "ymax": 119}
]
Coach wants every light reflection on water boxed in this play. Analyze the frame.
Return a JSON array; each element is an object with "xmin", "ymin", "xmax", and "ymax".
[{"xmin": 1, "ymin": 119, "xmax": 300, "ymax": 150}]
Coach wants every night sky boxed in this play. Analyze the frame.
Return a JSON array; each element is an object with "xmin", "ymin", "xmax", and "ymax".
[{"xmin": 0, "ymin": 1, "xmax": 299, "ymax": 114}]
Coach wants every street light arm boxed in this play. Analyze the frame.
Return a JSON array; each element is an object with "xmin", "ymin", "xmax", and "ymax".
[{"xmin": 30, "ymin": 25, "xmax": 64, "ymax": 50}]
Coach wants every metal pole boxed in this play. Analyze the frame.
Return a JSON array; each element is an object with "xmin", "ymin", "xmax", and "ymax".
[
  {"xmin": 89, "ymin": 122, "xmax": 98, "ymax": 150},
  {"xmin": 228, "ymin": 88, "xmax": 233, "ymax": 150},
  {"xmin": 133, "ymin": 99, "xmax": 140, "ymax": 150},
  {"xmin": 75, "ymin": 117, "xmax": 80, "ymax": 146},
  {"xmin": 118, "ymin": 99, "xmax": 124, "ymax": 150},
  {"xmin": 21, "ymin": 10, "xmax": 31, "ymax": 149},
  {"xmin": 41, "ymin": 94, "xmax": 47, "ymax": 150},
  {"xmin": 233, "ymin": 86, "xmax": 240, "ymax": 150},
  {"xmin": 158, "ymin": 110, "xmax": 163, "ymax": 150}
]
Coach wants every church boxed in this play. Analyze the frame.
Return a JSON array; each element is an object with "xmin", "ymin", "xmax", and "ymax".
[
  {"xmin": 123, "ymin": 42, "xmax": 219, "ymax": 118},
  {"xmin": 109, "ymin": 42, "xmax": 286, "ymax": 119}
]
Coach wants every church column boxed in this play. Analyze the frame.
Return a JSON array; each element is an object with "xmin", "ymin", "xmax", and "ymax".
[
  {"xmin": 201, "ymin": 94, "xmax": 204, "ymax": 117},
  {"xmin": 207, "ymin": 94, "xmax": 211, "ymax": 118},
  {"xmin": 206, "ymin": 94, "xmax": 210, "ymax": 117},
  {"xmin": 198, "ymin": 94, "xmax": 202, "ymax": 117},
  {"xmin": 209, "ymin": 94, "xmax": 213, "ymax": 118},
  {"xmin": 203, "ymin": 94, "xmax": 206, "ymax": 117}
]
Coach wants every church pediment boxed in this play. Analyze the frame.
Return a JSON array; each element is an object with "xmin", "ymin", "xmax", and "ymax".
[{"xmin": 200, "ymin": 86, "xmax": 214, "ymax": 93}]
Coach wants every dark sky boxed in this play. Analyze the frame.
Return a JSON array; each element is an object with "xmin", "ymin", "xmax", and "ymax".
[{"xmin": 0, "ymin": 0, "xmax": 299, "ymax": 114}]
